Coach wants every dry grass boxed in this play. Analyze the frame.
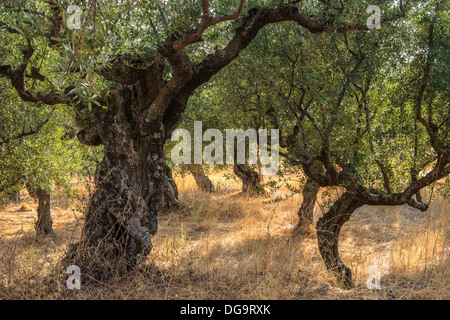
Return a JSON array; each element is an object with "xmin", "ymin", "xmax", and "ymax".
[{"xmin": 0, "ymin": 171, "xmax": 448, "ymax": 300}]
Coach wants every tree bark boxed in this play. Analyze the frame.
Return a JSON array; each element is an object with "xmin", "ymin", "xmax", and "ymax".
[
  {"xmin": 26, "ymin": 183, "xmax": 38, "ymax": 200},
  {"xmin": 162, "ymin": 164, "xmax": 184, "ymax": 211},
  {"xmin": 66, "ymin": 77, "xmax": 182, "ymax": 281},
  {"xmin": 35, "ymin": 187, "xmax": 55, "ymax": 237},
  {"xmin": 69, "ymin": 131, "xmax": 162, "ymax": 280},
  {"xmin": 294, "ymin": 177, "xmax": 320, "ymax": 234},
  {"xmin": 316, "ymin": 192, "xmax": 363, "ymax": 289},
  {"xmin": 233, "ymin": 164, "xmax": 264, "ymax": 195},
  {"xmin": 190, "ymin": 166, "xmax": 215, "ymax": 193},
  {"xmin": 9, "ymin": 191, "xmax": 21, "ymax": 203}
]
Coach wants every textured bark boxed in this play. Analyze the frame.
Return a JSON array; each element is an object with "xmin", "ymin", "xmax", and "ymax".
[
  {"xmin": 295, "ymin": 177, "xmax": 320, "ymax": 234},
  {"xmin": 35, "ymin": 187, "xmax": 55, "ymax": 237},
  {"xmin": 190, "ymin": 166, "xmax": 215, "ymax": 193},
  {"xmin": 66, "ymin": 70, "xmax": 185, "ymax": 281},
  {"xmin": 233, "ymin": 164, "xmax": 264, "ymax": 195},
  {"xmin": 316, "ymin": 192, "xmax": 363, "ymax": 289},
  {"xmin": 163, "ymin": 165, "xmax": 184, "ymax": 211}
]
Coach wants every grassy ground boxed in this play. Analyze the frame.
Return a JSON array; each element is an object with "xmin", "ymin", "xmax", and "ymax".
[{"xmin": 0, "ymin": 171, "xmax": 448, "ymax": 300}]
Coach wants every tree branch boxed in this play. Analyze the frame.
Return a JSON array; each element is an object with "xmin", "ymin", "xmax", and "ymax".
[
  {"xmin": 0, "ymin": 111, "xmax": 52, "ymax": 147},
  {"xmin": 164, "ymin": 0, "xmax": 246, "ymax": 52}
]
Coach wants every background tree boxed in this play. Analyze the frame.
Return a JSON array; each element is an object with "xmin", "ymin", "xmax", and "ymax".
[
  {"xmin": 178, "ymin": 81, "xmax": 266, "ymax": 195},
  {"xmin": 243, "ymin": 2, "xmax": 450, "ymax": 287},
  {"xmin": 164, "ymin": 94, "xmax": 218, "ymax": 195},
  {"xmin": 205, "ymin": 21, "xmax": 325, "ymax": 216},
  {"xmin": 0, "ymin": 100, "xmax": 88, "ymax": 236}
]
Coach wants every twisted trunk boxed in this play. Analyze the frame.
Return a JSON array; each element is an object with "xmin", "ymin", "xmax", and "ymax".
[
  {"xmin": 70, "ymin": 122, "xmax": 164, "ymax": 279},
  {"xmin": 35, "ymin": 187, "xmax": 55, "ymax": 237},
  {"xmin": 295, "ymin": 177, "xmax": 320, "ymax": 234},
  {"xmin": 190, "ymin": 166, "xmax": 215, "ymax": 193},
  {"xmin": 67, "ymin": 69, "xmax": 188, "ymax": 280},
  {"xmin": 162, "ymin": 164, "xmax": 184, "ymax": 211},
  {"xmin": 9, "ymin": 191, "xmax": 21, "ymax": 203},
  {"xmin": 316, "ymin": 192, "xmax": 363, "ymax": 289},
  {"xmin": 233, "ymin": 164, "xmax": 264, "ymax": 195}
]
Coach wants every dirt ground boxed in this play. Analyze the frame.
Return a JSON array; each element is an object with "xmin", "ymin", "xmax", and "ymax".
[{"xmin": 0, "ymin": 171, "xmax": 448, "ymax": 300}]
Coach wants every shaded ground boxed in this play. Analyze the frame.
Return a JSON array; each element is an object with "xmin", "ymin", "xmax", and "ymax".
[{"xmin": 0, "ymin": 172, "xmax": 448, "ymax": 299}]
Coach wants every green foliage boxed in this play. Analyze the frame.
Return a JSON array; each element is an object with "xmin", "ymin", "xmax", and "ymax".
[
  {"xmin": 180, "ymin": 1, "xmax": 449, "ymax": 199},
  {"xmin": 0, "ymin": 0, "xmax": 448, "ymax": 200},
  {"xmin": 0, "ymin": 100, "xmax": 97, "ymax": 197}
]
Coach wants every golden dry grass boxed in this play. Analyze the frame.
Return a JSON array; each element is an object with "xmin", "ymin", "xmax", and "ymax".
[{"xmin": 0, "ymin": 171, "xmax": 448, "ymax": 300}]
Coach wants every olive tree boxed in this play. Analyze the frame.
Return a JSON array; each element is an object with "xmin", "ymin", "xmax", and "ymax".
[
  {"xmin": 0, "ymin": 101, "xmax": 86, "ymax": 237},
  {"xmin": 252, "ymin": 2, "xmax": 449, "ymax": 287}
]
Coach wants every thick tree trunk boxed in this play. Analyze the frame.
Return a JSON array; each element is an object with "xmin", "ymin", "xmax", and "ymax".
[
  {"xmin": 294, "ymin": 177, "xmax": 320, "ymax": 234},
  {"xmin": 233, "ymin": 164, "xmax": 264, "ymax": 195},
  {"xmin": 190, "ymin": 166, "xmax": 215, "ymax": 193},
  {"xmin": 67, "ymin": 77, "xmax": 181, "ymax": 281},
  {"xmin": 316, "ymin": 192, "xmax": 363, "ymax": 289},
  {"xmin": 35, "ymin": 187, "xmax": 55, "ymax": 237},
  {"xmin": 68, "ymin": 136, "xmax": 163, "ymax": 280}
]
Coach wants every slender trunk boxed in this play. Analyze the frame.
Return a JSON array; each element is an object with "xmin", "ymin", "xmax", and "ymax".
[
  {"xmin": 232, "ymin": 136, "xmax": 264, "ymax": 195},
  {"xmin": 9, "ymin": 191, "xmax": 21, "ymax": 203},
  {"xmin": 26, "ymin": 183, "xmax": 38, "ymax": 200},
  {"xmin": 412, "ymin": 119, "xmax": 422, "ymax": 202},
  {"xmin": 35, "ymin": 187, "xmax": 55, "ymax": 237},
  {"xmin": 316, "ymin": 192, "xmax": 363, "ymax": 289},
  {"xmin": 162, "ymin": 165, "xmax": 184, "ymax": 210},
  {"xmin": 190, "ymin": 166, "xmax": 215, "ymax": 193},
  {"xmin": 294, "ymin": 177, "xmax": 320, "ymax": 234},
  {"xmin": 233, "ymin": 164, "xmax": 264, "ymax": 195}
]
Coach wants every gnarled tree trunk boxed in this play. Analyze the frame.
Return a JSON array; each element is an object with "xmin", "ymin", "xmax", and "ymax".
[
  {"xmin": 294, "ymin": 177, "xmax": 320, "ymax": 234},
  {"xmin": 316, "ymin": 192, "xmax": 363, "ymax": 289},
  {"xmin": 71, "ymin": 121, "xmax": 163, "ymax": 279},
  {"xmin": 67, "ymin": 67, "xmax": 189, "ymax": 281},
  {"xmin": 35, "ymin": 187, "xmax": 55, "ymax": 237},
  {"xmin": 233, "ymin": 164, "xmax": 264, "ymax": 195},
  {"xmin": 163, "ymin": 164, "xmax": 184, "ymax": 211},
  {"xmin": 190, "ymin": 166, "xmax": 215, "ymax": 193}
]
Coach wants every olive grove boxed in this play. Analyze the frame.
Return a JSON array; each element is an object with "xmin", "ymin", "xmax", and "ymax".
[{"xmin": 0, "ymin": 0, "xmax": 448, "ymax": 288}]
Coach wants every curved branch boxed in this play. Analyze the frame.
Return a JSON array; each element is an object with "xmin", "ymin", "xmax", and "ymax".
[
  {"xmin": 184, "ymin": 5, "xmax": 402, "ymax": 94},
  {"xmin": 0, "ymin": 111, "xmax": 53, "ymax": 146},
  {"xmin": 165, "ymin": 0, "xmax": 245, "ymax": 52}
]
